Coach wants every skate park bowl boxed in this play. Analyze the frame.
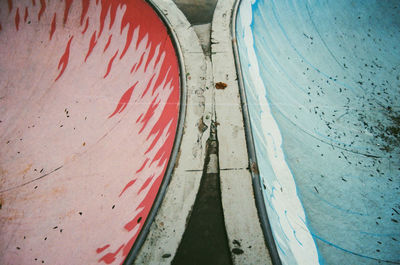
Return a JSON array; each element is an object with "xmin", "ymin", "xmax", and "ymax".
[
  {"xmin": 1, "ymin": 0, "xmax": 399, "ymax": 264},
  {"xmin": 235, "ymin": 0, "xmax": 400, "ymax": 264},
  {"xmin": 0, "ymin": 0, "xmax": 182, "ymax": 264}
]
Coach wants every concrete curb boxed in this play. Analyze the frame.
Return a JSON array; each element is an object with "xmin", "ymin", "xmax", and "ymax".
[
  {"xmin": 133, "ymin": 0, "xmax": 212, "ymax": 264},
  {"xmin": 231, "ymin": 1, "xmax": 282, "ymax": 264},
  {"xmin": 211, "ymin": 0, "xmax": 272, "ymax": 264}
]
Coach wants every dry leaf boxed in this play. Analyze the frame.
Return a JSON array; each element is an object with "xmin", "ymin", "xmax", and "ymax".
[{"xmin": 215, "ymin": 82, "xmax": 227, "ymax": 89}]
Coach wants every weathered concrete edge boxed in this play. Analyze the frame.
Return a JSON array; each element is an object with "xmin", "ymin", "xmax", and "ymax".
[
  {"xmin": 131, "ymin": 0, "xmax": 210, "ymax": 264},
  {"xmin": 231, "ymin": 1, "xmax": 283, "ymax": 264},
  {"xmin": 210, "ymin": 0, "xmax": 272, "ymax": 264}
]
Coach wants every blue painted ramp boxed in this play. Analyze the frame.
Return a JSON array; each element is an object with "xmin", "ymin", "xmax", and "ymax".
[{"xmin": 236, "ymin": 0, "xmax": 400, "ymax": 264}]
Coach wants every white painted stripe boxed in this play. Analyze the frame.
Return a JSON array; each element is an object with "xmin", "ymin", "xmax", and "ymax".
[{"xmin": 236, "ymin": 0, "xmax": 320, "ymax": 264}]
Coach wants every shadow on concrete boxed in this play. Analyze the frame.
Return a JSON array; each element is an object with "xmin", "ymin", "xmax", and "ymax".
[
  {"xmin": 173, "ymin": 0, "xmax": 218, "ymax": 25},
  {"xmin": 172, "ymin": 124, "xmax": 233, "ymax": 265}
]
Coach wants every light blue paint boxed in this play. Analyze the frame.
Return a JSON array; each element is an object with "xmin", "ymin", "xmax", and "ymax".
[{"xmin": 236, "ymin": 0, "xmax": 400, "ymax": 264}]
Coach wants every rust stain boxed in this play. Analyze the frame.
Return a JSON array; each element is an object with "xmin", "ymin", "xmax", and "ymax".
[
  {"xmin": 64, "ymin": 154, "xmax": 77, "ymax": 164},
  {"xmin": 250, "ymin": 162, "xmax": 259, "ymax": 175},
  {"xmin": 174, "ymin": 149, "xmax": 182, "ymax": 170},
  {"xmin": 18, "ymin": 185, "xmax": 66, "ymax": 203},
  {"xmin": 0, "ymin": 167, "xmax": 8, "ymax": 176},
  {"xmin": 215, "ymin": 82, "xmax": 227, "ymax": 89},
  {"xmin": 19, "ymin": 163, "xmax": 33, "ymax": 175},
  {"xmin": 197, "ymin": 117, "xmax": 208, "ymax": 133},
  {"xmin": 65, "ymin": 209, "xmax": 76, "ymax": 218},
  {"xmin": 0, "ymin": 207, "xmax": 23, "ymax": 222},
  {"xmin": 51, "ymin": 186, "xmax": 66, "ymax": 195}
]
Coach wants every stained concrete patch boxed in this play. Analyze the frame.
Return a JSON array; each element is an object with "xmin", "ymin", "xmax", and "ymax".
[
  {"xmin": 193, "ymin": 23, "xmax": 211, "ymax": 56},
  {"xmin": 172, "ymin": 133, "xmax": 232, "ymax": 264},
  {"xmin": 173, "ymin": 0, "xmax": 218, "ymax": 25}
]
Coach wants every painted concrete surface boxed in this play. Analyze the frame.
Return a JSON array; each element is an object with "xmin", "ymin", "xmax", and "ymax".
[
  {"xmin": 236, "ymin": 0, "xmax": 400, "ymax": 264},
  {"xmin": 0, "ymin": 0, "xmax": 180, "ymax": 264},
  {"xmin": 134, "ymin": 0, "xmax": 214, "ymax": 263},
  {"xmin": 211, "ymin": 0, "xmax": 273, "ymax": 264}
]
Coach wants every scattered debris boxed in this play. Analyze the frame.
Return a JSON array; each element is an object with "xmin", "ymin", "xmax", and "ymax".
[
  {"xmin": 232, "ymin": 248, "xmax": 244, "ymax": 255},
  {"xmin": 233, "ymin": 239, "xmax": 241, "ymax": 247},
  {"xmin": 215, "ymin": 82, "xmax": 227, "ymax": 89}
]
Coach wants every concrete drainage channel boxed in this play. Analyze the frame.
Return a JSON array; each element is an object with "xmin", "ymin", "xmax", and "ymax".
[
  {"xmin": 172, "ymin": 1, "xmax": 233, "ymax": 264},
  {"xmin": 134, "ymin": 0, "xmax": 272, "ymax": 264},
  {"xmin": 2, "ymin": 0, "xmax": 395, "ymax": 263},
  {"xmin": 172, "ymin": 122, "xmax": 233, "ymax": 264}
]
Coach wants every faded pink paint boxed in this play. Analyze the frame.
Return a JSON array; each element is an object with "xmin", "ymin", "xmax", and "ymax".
[{"xmin": 0, "ymin": 0, "xmax": 180, "ymax": 264}]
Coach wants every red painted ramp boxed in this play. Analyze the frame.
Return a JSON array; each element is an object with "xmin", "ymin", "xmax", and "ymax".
[{"xmin": 0, "ymin": 0, "xmax": 180, "ymax": 264}]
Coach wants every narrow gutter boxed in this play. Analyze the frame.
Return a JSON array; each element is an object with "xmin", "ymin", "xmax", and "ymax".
[
  {"xmin": 172, "ymin": 121, "xmax": 232, "ymax": 265},
  {"xmin": 230, "ymin": 1, "xmax": 282, "ymax": 264}
]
